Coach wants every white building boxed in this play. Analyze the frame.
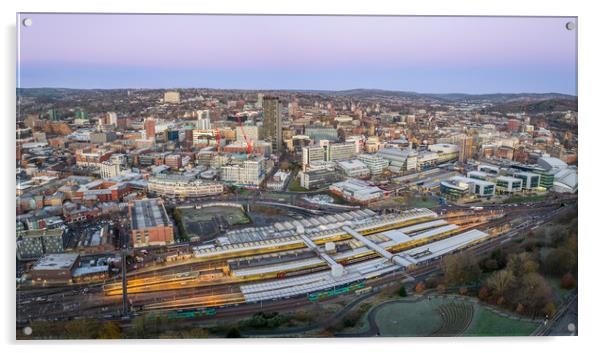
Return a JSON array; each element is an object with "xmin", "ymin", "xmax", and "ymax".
[
  {"xmin": 357, "ymin": 154, "xmax": 389, "ymax": 176},
  {"xmin": 99, "ymin": 161, "xmax": 122, "ymax": 179},
  {"xmin": 513, "ymin": 171, "xmax": 541, "ymax": 190},
  {"xmin": 327, "ymin": 142, "xmax": 356, "ymax": 162},
  {"xmin": 266, "ymin": 170, "xmax": 291, "ymax": 191},
  {"xmin": 148, "ymin": 175, "xmax": 223, "ymax": 198},
  {"xmin": 107, "ymin": 112, "xmax": 118, "ymax": 125},
  {"xmin": 337, "ymin": 159, "xmax": 371, "ymax": 178},
  {"xmin": 221, "ymin": 158, "xmax": 266, "ymax": 187},
  {"xmin": 376, "ymin": 147, "xmax": 418, "ymax": 173},
  {"xmin": 495, "ymin": 176, "xmax": 523, "ymax": 193},
  {"xmin": 329, "ymin": 179, "xmax": 384, "ymax": 204},
  {"xmin": 302, "ymin": 146, "xmax": 326, "ymax": 170},
  {"xmin": 197, "ymin": 110, "xmax": 211, "ymax": 130}
]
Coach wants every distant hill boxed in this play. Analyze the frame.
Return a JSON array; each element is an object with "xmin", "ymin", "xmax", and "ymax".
[
  {"xmin": 482, "ymin": 97, "xmax": 578, "ymax": 113},
  {"xmin": 16, "ymin": 87, "xmax": 577, "ymax": 111}
]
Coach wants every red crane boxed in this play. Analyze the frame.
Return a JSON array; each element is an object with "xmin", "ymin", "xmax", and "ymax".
[{"xmin": 236, "ymin": 115, "xmax": 253, "ymax": 159}]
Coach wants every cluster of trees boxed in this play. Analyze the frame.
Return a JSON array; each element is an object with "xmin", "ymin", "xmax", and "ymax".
[
  {"xmin": 25, "ymin": 319, "xmax": 122, "ymax": 339},
  {"xmin": 480, "ymin": 252, "xmax": 556, "ymax": 316},
  {"xmin": 410, "ymin": 208, "xmax": 577, "ymax": 319},
  {"xmin": 241, "ymin": 311, "xmax": 288, "ymax": 330}
]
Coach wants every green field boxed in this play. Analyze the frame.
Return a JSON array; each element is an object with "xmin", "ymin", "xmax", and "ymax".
[
  {"xmin": 352, "ymin": 297, "xmax": 539, "ymax": 337},
  {"xmin": 503, "ymin": 194, "xmax": 548, "ymax": 204},
  {"xmin": 287, "ymin": 178, "xmax": 306, "ymax": 192},
  {"xmin": 464, "ymin": 306, "xmax": 539, "ymax": 336},
  {"xmin": 394, "ymin": 196, "xmax": 438, "ymax": 209},
  {"xmin": 373, "ymin": 298, "xmax": 444, "ymax": 336}
]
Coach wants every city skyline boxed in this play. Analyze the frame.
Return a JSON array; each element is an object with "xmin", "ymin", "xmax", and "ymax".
[{"xmin": 17, "ymin": 14, "xmax": 577, "ymax": 94}]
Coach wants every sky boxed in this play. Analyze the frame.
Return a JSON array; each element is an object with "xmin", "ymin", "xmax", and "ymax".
[{"xmin": 17, "ymin": 14, "xmax": 577, "ymax": 95}]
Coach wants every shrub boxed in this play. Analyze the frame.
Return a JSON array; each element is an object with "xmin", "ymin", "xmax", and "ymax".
[
  {"xmin": 399, "ymin": 285, "xmax": 407, "ymax": 297},
  {"xmin": 560, "ymin": 273, "xmax": 577, "ymax": 289},
  {"xmin": 226, "ymin": 327, "xmax": 241, "ymax": 338},
  {"xmin": 415, "ymin": 281, "xmax": 426, "ymax": 294}
]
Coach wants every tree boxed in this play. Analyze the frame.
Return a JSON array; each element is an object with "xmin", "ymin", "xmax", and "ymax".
[
  {"xmin": 514, "ymin": 272, "xmax": 554, "ymax": 312},
  {"xmin": 478, "ymin": 286, "xmax": 490, "ymax": 300},
  {"xmin": 436, "ymin": 284, "xmax": 446, "ymax": 294},
  {"xmin": 226, "ymin": 327, "xmax": 242, "ymax": 338},
  {"xmin": 415, "ymin": 281, "xmax": 426, "ymax": 294},
  {"xmin": 486, "ymin": 269, "xmax": 515, "ymax": 299},
  {"xmin": 542, "ymin": 302, "xmax": 557, "ymax": 317},
  {"xmin": 98, "ymin": 322, "xmax": 121, "ymax": 339},
  {"xmin": 506, "ymin": 252, "xmax": 539, "ymax": 278},
  {"xmin": 178, "ymin": 328, "xmax": 209, "ymax": 339},
  {"xmin": 64, "ymin": 319, "xmax": 101, "ymax": 339},
  {"xmin": 481, "ymin": 258, "xmax": 499, "ymax": 272},
  {"xmin": 398, "ymin": 285, "xmax": 407, "ymax": 297},
  {"xmin": 442, "ymin": 253, "xmax": 482, "ymax": 286},
  {"xmin": 560, "ymin": 273, "xmax": 577, "ymax": 289},
  {"xmin": 544, "ymin": 248, "xmax": 576, "ymax": 277}
]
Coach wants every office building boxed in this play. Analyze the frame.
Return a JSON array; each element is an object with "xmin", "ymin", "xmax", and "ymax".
[
  {"xmin": 514, "ymin": 171, "xmax": 541, "ymax": 190},
  {"xmin": 357, "ymin": 154, "xmax": 390, "ymax": 176},
  {"xmin": 302, "ymin": 146, "xmax": 326, "ymax": 170},
  {"xmin": 16, "ymin": 228, "xmax": 64, "ymax": 260},
  {"xmin": 329, "ymin": 179, "xmax": 385, "ymax": 204},
  {"xmin": 496, "ymin": 176, "xmax": 523, "ymax": 194},
  {"xmin": 440, "ymin": 176, "xmax": 496, "ymax": 200},
  {"xmin": 299, "ymin": 168, "xmax": 341, "ymax": 190},
  {"xmin": 197, "ymin": 110, "xmax": 212, "ymax": 130},
  {"xmin": 305, "ymin": 126, "xmax": 338, "ymax": 142},
  {"xmin": 148, "ymin": 175, "xmax": 224, "ymax": 198},
  {"xmin": 144, "ymin": 117, "xmax": 156, "ymax": 139},
  {"xmin": 262, "ymin": 96, "xmax": 282, "ymax": 153},
  {"xmin": 30, "ymin": 253, "xmax": 80, "ymax": 284},
  {"xmin": 99, "ymin": 161, "xmax": 122, "ymax": 179},
  {"xmin": 337, "ymin": 159, "xmax": 371, "ymax": 179},
  {"xmin": 327, "ymin": 142, "xmax": 356, "ymax": 162},
  {"xmin": 377, "ymin": 147, "xmax": 418, "ymax": 173},
  {"xmin": 220, "ymin": 158, "xmax": 266, "ymax": 187}
]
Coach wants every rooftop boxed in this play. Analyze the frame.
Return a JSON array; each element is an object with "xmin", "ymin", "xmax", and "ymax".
[
  {"xmin": 32, "ymin": 253, "xmax": 79, "ymax": 271},
  {"xmin": 130, "ymin": 199, "xmax": 171, "ymax": 230}
]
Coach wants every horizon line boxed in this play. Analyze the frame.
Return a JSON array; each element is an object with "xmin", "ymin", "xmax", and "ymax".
[{"xmin": 16, "ymin": 87, "xmax": 578, "ymax": 97}]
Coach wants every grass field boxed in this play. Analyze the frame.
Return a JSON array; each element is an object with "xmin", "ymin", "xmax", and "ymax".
[
  {"xmin": 464, "ymin": 306, "xmax": 539, "ymax": 336},
  {"xmin": 502, "ymin": 193, "xmax": 548, "ymax": 204},
  {"xmin": 373, "ymin": 298, "xmax": 445, "ymax": 336},
  {"xmin": 352, "ymin": 297, "xmax": 538, "ymax": 337},
  {"xmin": 287, "ymin": 178, "xmax": 306, "ymax": 192},
  {"xmin": 394, "ymin": 195, "xmax": 439, "ymax": 209}
]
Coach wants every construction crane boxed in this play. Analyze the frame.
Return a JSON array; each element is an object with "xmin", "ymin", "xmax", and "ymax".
[{"xmin": 235, "ymin": 115, "xmax": 253, "ymax": 159}]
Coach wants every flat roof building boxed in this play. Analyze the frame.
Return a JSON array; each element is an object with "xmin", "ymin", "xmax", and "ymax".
[
  {"xmin": 496, "ymin": 176, "xmax": 523, "ymax": 194},
  {"xmin": 129, "ymin": 199, "xmax": 174, "ymax": 248},
  {"xmin": 30, "ymin": 253, "xmax": 80, "ymax": 284},
  {"xmin": 337, "ymin": 159, "xmax": 371, "ymax": 179},
  {"xmin": 329, "ymin": 179, "xmax": 385, "ymax": 204}
]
